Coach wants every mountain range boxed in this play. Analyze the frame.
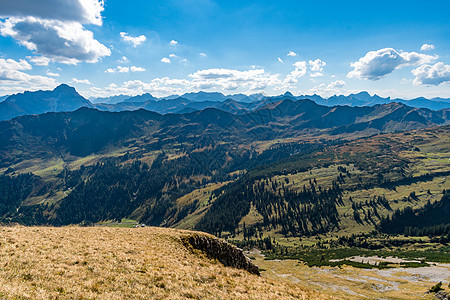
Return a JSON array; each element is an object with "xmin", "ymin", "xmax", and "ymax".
[
  {"xmin": 0, "ymin": 84, "xmax": 449, "ymax": 121},
  {"xmin": 1, "ymin": 96, "xmax": 448, "ymax": 165},
  {"xmin": 0, "ymin": 82, "xmax": 449, "ymax": 258}
]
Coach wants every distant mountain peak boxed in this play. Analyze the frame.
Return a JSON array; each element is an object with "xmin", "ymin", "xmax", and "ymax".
[
  {"xmin": 283, "ymin": 91, "xmax": 294, "ymax": 97},
  {"xmin": 53, "ymin": 84, "xmax": 77, "ymax": 93}
]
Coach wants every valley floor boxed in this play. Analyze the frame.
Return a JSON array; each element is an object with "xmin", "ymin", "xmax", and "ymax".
[{"xmin": 248, "ymin": 249, "xmax": 450, "ymax": 299}]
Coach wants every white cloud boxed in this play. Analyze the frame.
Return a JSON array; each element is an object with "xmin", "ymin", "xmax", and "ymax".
[
  {"xmin": 169, "ymin": 54, "xmax": 177, "ymax": 58},
  {"xmin": 117, "ymin": 56, "xmax": 129, "ymax": 63},
  {"xmin": 278, "ymin": 57, "xmax": 284, "ymax": 63},
  {"xmin": 27, "ymin": 56, "xmax": 51, "ymax": 66},
  {"xmin": 309, "ymin": 59, "xmax": 326, "ymax": 77},
  {"xmin": 72, "ymin": 77, "xmax": 91, "ymax": 84},
  {"xmin": 420, "ymin": 43, "xmax": 435, "ymax": 51},
  {"xmin": 88, "ymin": 79, "xmax": 190, "ymax": 98},
  {"xmin": 309, "ymin": 59, "xmax": 326, "ymax": 71},
  {"xmin": 412, "ymin": 62, "xmax": 450, "ymax": 86},
  {"xmin": 327, "ymin": 80, "xmax": 346, "ymax": 89},
  {"xmin": 283, "ymin": 61, "xmax": 307, "ymax": 86},
  {"xmin": 1, "ymin": 17, "xmax": 111, "ymax": 64},
  {"xmin": 91, "ymin": 68, "xmax": 281, "ymax": 97},
  {"xmin": 0, "ymin": 58, "xmax": 31, "ymax": 71},
  {"xmin": 199, "ymin": 52, "xmax": 207, "ymax": 57},
  {"xmin": 169, "ymin": 40, "xmax": 178, "ymax": 46},
  {"xmin": 117, "ymin": 66, "xmax": 130, "ymax": 73},
  {"xmin": 287, "ymin": 51, "xmax": 297, "ymax": 57},
  {"xmin": 120, "ymin": 32, "xmax": 147, "ymax": 47},
  {"xmin": 0, "ymin": 0, "xmax": 105, "ymax": 26},
  {"xmin": 0, "ymin": 58, "xmax": 57, "ymax": 91},
  {"xmin": 308, "ymin": 80, "xmax": 346, "ymax": 97},
  {"xmin": 87, "ymin": 67, "xmax": 292, "ymax": 98},
  {"xmin": 130, "ymin": 66, "xmax": 145, "ymax": 72},
  {"xmin": 105, "ymin": 65, "xmax": 146, "ymax": 73},
  {"xmin": 97, "ymin": 69, "xmax": 281, "ymax": 96},
  {"xmin": 189, "ymin": 68, "xmax": 280, "ymax": 91},
  {"xmin": 46, "ymin": 71, "xmax": 59, "ymax": 77},
  {"xmin": 161, "ymin": 57, "xmax": 171, "ymax": 63},
  {"xmin": 347, "ymin": 48, "xmax": 437, "ymax": 80},
  {"xmin": 0, "ymin": 1, "xmax": 109, "ymax": 64}
]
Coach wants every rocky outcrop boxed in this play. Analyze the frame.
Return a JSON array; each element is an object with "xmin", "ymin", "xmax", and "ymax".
[
  {"xmin": 434, "ymin": 291, "xmax": 449, "ymax": 300},
  {"xmin": 184, "ymin": 233, "xmax": 260, "ymax": 275}
]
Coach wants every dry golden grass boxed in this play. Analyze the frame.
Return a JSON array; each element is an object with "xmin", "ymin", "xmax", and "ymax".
[{"xmin": 0, "ymin": 226, "xmax": 332, "ymax": 299}]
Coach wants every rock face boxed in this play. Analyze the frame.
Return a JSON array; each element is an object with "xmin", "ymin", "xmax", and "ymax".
[
  {"xmin": 184, "ymin": 233, "xmax": 260, "ymax": 275},
  {"xmin": 434, "ymin": 291, "xmax": 449, "ymax": 300}
]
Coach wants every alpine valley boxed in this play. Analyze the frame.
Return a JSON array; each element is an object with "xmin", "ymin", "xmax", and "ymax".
[{"xmin": 1, "ymin": 85, "xmax": 450, "ymax": 299}]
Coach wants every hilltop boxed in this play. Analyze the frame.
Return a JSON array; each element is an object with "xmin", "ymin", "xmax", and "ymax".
[{"xmin": 0, "ymin": 226, "xmax": 328, "ymax": 299}]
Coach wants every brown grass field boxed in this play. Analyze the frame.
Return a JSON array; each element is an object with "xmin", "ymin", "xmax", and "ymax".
[{"xmin": 0, "ymin": 226, "xmax": 332, "ymax": 299}]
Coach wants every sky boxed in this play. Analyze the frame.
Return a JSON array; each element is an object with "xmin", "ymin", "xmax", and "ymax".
[{"xmin": 0, "ymin": 0, "xmax": 449, "ymax": 99}]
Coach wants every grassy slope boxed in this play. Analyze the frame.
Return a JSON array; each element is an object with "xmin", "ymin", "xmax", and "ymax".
[
  {"xmin": 1, "ymin": 125, "xmax": 448, "ymax": 239},
  {"xmin": 0, "ymin": 226, "xmax": 330, "ymax": 300},
  {"xmin": 177, "ymin": 126, "xmax": 450, "ymax": 245}
]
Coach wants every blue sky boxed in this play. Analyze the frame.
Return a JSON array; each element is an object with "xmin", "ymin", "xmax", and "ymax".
[{"xmin": 0, "ymin": 0, "xmax": 449, "ymax": 98}]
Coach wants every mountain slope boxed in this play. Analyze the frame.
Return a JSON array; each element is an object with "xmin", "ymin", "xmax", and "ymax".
[
  {"xmin": 0, "ymin": 226, "xmax": 327, "ymax": 299},
  {"xmin": 194, "ymin": 126, "xmax": 450, "ymax": 238},
  {"xmin": 0, "ymin": 99, "xmax": 448, "ymax": 167},
  {"xmin": 0, "ymin": 84, "xmax": 92, "ymax": 121}
]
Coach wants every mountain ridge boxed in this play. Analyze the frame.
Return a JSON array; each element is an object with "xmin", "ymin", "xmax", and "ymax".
[
  {"xmin": 0, "ymin": 98, "xmax": 448, "ymax": 166},
  {"xmin": 1, "ymin": 84, "xmax": 449, "ymax": 122}
]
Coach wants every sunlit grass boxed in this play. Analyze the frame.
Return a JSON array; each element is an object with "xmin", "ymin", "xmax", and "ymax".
[{"xmin": 0, "ymin": 226, "xmax": 329, "ymax": 299}]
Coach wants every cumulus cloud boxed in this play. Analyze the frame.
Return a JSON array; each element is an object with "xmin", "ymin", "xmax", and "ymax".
[
  {"xmin": 89, "ymin": 78, "xmax": 191, "ymax": 98},
  {"xmin": 120, "ymin": 32, "xmax": 147, "ymax": 47},
  {"xmin": 1, "ymin": 17, "xmax": 110, "ymax": 64},
  {"xmin": 0, "ymin": 58, "xmax": 57, "ymax": 91},
  {"xmin": 72, "ymin": 78, "xmax": 91, "ymax": 84},
  {"xmin": 199, "ymin": 53, "xmax": 207, "ymax": 57},
  {"xmin": 412, "ymin": 62, "xmax": 450, "ymax": 85},
  {"xmin": 190, "ymin": 68, "xmax": 281, "ymax": 91},
  {"xmin": 27, "ymin": 56, "xmax": 51, "ymax": 66},
  {"xmin": 91, "ymin": 68, "xmax": 280, "ymax": 97},
  {"xmin": 278, "ymin": 57, "xmax": 284, "ymax": 63},
  {"xmin": 105, "ymin": 65, "xmax": 146, "ymax": 73},
  {"xmin": 309, "ymin": 59, "xmax": 326, "ymax": 77},
  {"xmin": 308, "ymin": 80, "xmax": 346, "ymax": 97},
  {"xmin": 287, "ymin": 51, "xmax": 297, "ymax": 57},
  {"xmin": 117, "ymin": 56, "xmax": 129, "ymax": 63},
  {"xmin": 0, "ymin": 58, "xmax": 32, "ymax": 71},
  {"xmin": 0, "ymin": 0, "xmax": 105, "ymax": 26},
  {"xmin": 0, "ymin": 1, "xmax": 109, "ymax": 64},
  {"xmin": 46, "ymin": 71, "xmax": 59, "ymax": 77},
  {"xmin": 169, "ymin": 54, "xmax": 177, "ymax": 58},
  {"xmin": 130, "ymin": 66, "xmax": 145, "ymax": 72},
  {"xmin": 283, "ymin": 61, "xmax": 307, "ymax": 86},
  {"xmin": 347, "ymin": 48, "xmax": 437, "ymax": 80},
  {"xmin": 327, "ymin": 80, "xmax": 346, "ymax": 89},
  {"xmin": 161, "ymin": 57, "xmax": 171, "ymax": 63},
  {"xmin": 420, "ymin": 43, "xmax": 435, "ymax": 51},
  {"xmin": 169, "ymin": 40, "xmax": 178, "ymax": 46}
]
